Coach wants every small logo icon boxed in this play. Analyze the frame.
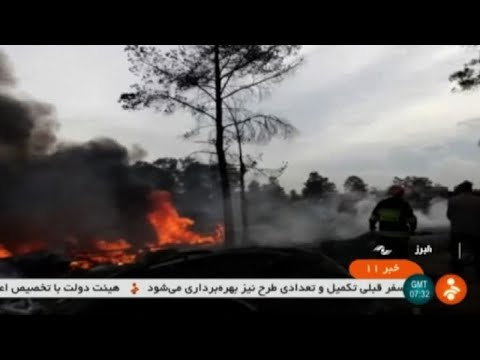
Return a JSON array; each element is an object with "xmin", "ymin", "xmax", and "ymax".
[
  {"xmin": 435, "ymin": 274, "xmax": 467, "ymax": 305},
  {"xmin": 373, "ymin": 245, "xmax": 392, "ymax": 256},
  {"xmin": 403, "ymin": 274, "xmax": 434, "ymax": 305},
  {"xmin": 131, "ymin": 282, "xmax": 139, "ymax": 295}
]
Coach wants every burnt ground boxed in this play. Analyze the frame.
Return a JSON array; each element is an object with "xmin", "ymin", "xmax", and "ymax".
[{"xmin": 0, "ymin": 228, "xmax": 478, "ymax": 315}]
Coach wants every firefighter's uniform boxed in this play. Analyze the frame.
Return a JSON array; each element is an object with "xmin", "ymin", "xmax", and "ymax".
[{"xmin": 369, "ymin": 187, "xmax": 417, "ymax": 259}]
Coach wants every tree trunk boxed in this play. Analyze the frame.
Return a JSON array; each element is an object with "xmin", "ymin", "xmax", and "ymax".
[
  {"xmin": 214, "ymin": 45, "xmax": 235, "ymax": 248},
  {"xmin": 232, "ymin": 111, "xmax": 249, "ymax": 246},
  {"xmin": 239, "ymin": 162, "xmax": 249, "ymax": 246}
]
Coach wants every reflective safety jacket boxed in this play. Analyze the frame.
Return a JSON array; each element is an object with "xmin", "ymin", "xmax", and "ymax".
[{"xmin": 369, "ymin": 197, "xmax": 417, "ymax": 237}]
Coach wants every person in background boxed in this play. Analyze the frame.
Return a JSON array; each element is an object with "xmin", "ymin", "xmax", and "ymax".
[
  {"xmin": 369, "ymin": 185, "xmax": 417, "ymax": 258},
  {"xmin": 447, "ymin": 181, "xmax": 480, "ymax": 276}
]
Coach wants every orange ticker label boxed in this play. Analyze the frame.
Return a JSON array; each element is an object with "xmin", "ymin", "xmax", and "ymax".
[{"xmin": 349, "ymin": 259, "xmax": 424, "ymax": 279}]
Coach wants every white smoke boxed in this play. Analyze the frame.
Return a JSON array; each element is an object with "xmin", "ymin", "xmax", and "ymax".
[
  {"xmin": 413, "ymin": 198, "xmax": 449, "ymax": 228},
  {"xmin": 247, "ymin": 193, "xmax": 450, "ymax": 247}
]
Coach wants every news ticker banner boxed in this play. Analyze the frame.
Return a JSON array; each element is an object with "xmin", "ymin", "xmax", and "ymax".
[{"xmin": 0, "ymin": 279, "xmax": 407, "ymax": 299}]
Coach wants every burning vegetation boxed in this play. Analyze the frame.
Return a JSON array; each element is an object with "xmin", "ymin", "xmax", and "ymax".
[
  {"xmin": 0, "ymin": 48, "xmax": 456, "ymax": 273},
  {"xmin": 0, "ymin": 190, "xmax": 224, "ymax": 269},
  {"xmin": 147, "ymin": 191, "xmax": 224, "ymax": 249},
  {"xmin": 0, "ymin": 50, "xmax": 223, "ymax": 270}
]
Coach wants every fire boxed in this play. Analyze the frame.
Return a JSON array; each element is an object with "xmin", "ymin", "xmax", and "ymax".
[
  {"xmin": 147, "ymin": 191, "xmax": 224, "ymax": 248},
  {"xmin": 0, "ymin": 244, "xmax": 12, "ymax": 259},
  {"xmin": 69, "ymin": 239, "xmax": 137, "ymax": 270},
  {"xmin": 96, "ymin": 239, "xmax": 131, "ymax": 251},
  {"xmin": 0, "ymin": 241, "xmax": 43, "ymax": 258},
  {"xmin": 0, "ymin": 190, "xmax": 224, "ymax": 269}
]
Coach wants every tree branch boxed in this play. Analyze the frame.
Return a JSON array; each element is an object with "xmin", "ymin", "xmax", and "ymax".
[
  {"xmin": 222, "ymin": 61, "xmax": 301, "ymax": 100},
  {"xmin": 197, "ymin": 84, "xmax": 216, "ymax": 102},
  {"xmin": 220, "ymin": 46, "xmax": 277, "ymax": 81},
  {"xmin": 223, "ymin": 116, "xmax": 255, "ymax": 129},
  {"xmin": 220, "ymin": 53, "xmax": 233, "ymax": 74},
  {"xmin": 220, "ymin": 70, "xmax": 236, "ymax": 94},
  {"xmin": 219, "ymin": 46, "xmax": 278, "ymax": 95},
  {"xmin": 136, "ymin": 55, "xmax": 175, "ymax": 80},
  {"xmin": 182, "ymin": 124, "xmax": 216, "ymax": 139},
  {"xmin": 165, "ymin": 94, "xmax": 216, "ymax": 121},
  {"xmin": 132, "ymin": 51, "xmax": 217, "ymax": 113},
  {"xmin": 201, "ymin": 84, "xmax": 216, "ymax": 90}
]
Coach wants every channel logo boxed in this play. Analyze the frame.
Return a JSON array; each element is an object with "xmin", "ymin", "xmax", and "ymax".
[
  {"xmin": 435, "ymin": 274, "xmax": 467, "ymax": 305},
  {"xmin": 372, "ymin": 245, "xmax": 392, "ymax": 256}
]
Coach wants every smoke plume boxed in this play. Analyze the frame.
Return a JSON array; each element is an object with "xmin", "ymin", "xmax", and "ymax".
[
  {"xmin": 0, "ymin": 50, "xmax": 155, "ymax": 254},
  {"xmin": 247, "ymin": 192, "xmax": 450, "ymax": 247},
  {"xmin": 0, "ymin": 50, "xmax": 59, "ymax": 163},
  {"xmin": 0, "ymin": 49, "xmax": 451, "ymax": 255}
]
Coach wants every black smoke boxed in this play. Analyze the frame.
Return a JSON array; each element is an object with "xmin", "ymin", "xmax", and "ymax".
[
  {"xmin": 0, "ymin": 51, "xmax": 57, "ymax": 162},
  {"xmin": 0, "ymin": 50, "xmax": 154, "ymax": 254}
]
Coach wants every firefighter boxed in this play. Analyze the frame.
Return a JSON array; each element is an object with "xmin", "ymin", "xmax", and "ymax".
[
  {"xmin": 369, "ymin": 185, "xmax": 417, "ymax": 258},
  {"xmin": 447, "ymin": 181, "xmax": 480, "ymax": 276}
]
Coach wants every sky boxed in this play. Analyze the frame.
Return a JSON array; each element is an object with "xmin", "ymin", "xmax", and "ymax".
[{"xmin": 1, "ymin": 45, "xmax": 479, "ymax": 192}]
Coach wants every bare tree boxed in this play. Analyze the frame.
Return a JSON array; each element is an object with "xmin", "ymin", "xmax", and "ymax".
[
  {"xmin": 223, "ymin": 101, "xmax": 297, "ymax": 245},
  {"xmin": 184, "ymin": 100, "xmax": 297, "ymax": 245},
  {"xmin": 120, "ymin": 45, "xmax": 303, "ymax": 247}
]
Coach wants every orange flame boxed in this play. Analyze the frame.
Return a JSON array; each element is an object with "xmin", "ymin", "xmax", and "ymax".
[
  {"xmin": 0, "ymin": 241, "xmax": 44, "ymax": 258},
  {"xmin": 69, "ymin": 239, "xmax": 137, "ymax": 270},
  {"xmin": 0, "ymin": 244, "xmax": 12, "ymax": 259},
  {"xmin": 96, "ymin": 239, "xmax": 131, "ymax": 252},
  {"xmin": 147, "ymin": 190, "xmax": 224, "ymax": 248},
  {"xmin": 0, "ymin": 190, "xmax": 224, "ymax": 270}
]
